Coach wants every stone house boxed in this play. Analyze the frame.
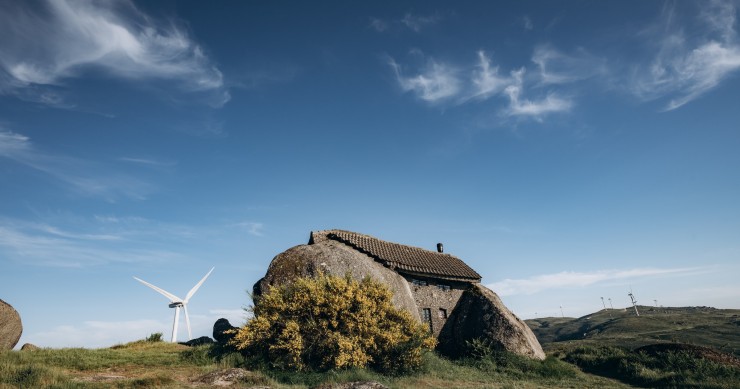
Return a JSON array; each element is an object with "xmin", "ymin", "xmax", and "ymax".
[
  {"xmin": 308, "ymin": 230, "xmax": 481, "ymax": 337},
  {"xmin": 254, "ymin": 229, "xmax": 545, "ymax": 359}
]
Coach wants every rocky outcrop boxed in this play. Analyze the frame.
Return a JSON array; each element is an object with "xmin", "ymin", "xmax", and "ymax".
[
  {"xmin": 313, "ymin": 382, "xmax": 388, "ymax": 389},
  {"xmin": 213, "ymin": 318, "xmax": 238, "ymax": 344},
  {"xmin": 0, "ymin": 299, "xmax": 22, "ymax": 350},
  {"xmin": 180, "ymin": 336, "xmax": 215, "ymax": 347},
  {"xmin": 192, "ymin": 368, "xmax": 269, "ymax": 387},
  {"xmin": 20, "ymin": 343, "xmax": 39, "ymax": 351},
  {"xmin": 437, "ymin": 284, "xmax": 545, "ymax": 360},
  {"xmin": 253, "ymin": 240, "xmax": 420, "ymax": 321}
]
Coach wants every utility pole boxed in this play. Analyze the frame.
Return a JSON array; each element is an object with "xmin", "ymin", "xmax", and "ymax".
[{"xmin": 628, "ymin": 289, "xmax": 640, "ymax": 316}]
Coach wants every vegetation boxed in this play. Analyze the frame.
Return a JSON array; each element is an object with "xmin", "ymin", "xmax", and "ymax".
[
  {"xmin": 558, "ymin": 344, "xmax": 740, "ymax": 388},
  {"xmin": 527, "ymin": 306, "xmax": 740, "ymax": 388},
  {"xmin": 230, "ymin": 273, "xmax": 436, "ymax": 374},
  {"xmin": 526, "ymin": 305, "xmax": 740, "ymax": 356}
]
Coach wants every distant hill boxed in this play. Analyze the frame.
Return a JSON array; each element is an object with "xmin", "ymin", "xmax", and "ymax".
[{"xmin": 526, "ymin": 305, "xmax": 740, "ymax": 356}]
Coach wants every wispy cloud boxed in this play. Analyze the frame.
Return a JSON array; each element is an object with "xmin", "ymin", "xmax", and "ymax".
[
  {"xmin": 118, "ymin": 157, "xmax": 177, "ymax": 167},
  {"xmin": 401, "ymin": 13, "xmax": 442, "ymax": 33},
  {"xmin": 389, "ymin": 57, "xmax": 460, "ymax": 103},
  {"xmin": 503, "ymin": 68, "xmax": 573, "ymax": 119},
  {"xmin": 531, "ymin": 45, "xmax": 606, "ymax": 85},
  {"xmin": 0, "ymin": 129, "xmax": 154, "ymax": 200},
  {"xmin": 629, "ymin": 0, "xmax": 740, "ymax": 110},
  {"xmin": 488, "ymin": 267, "xmax": 705, "ymax": 297},
  {"xmin": 390, "ymin": 50, "xmax": 573, "ymax": 120},
  {"xmin": 370, "ymin": 12, "xmax": 443, "ymax": 33},
  {"xmin": 0, "ymin": 0, "xmax": 228, "ymax": 107},
  {"xmin": 235, "ymin": 222, "xmax": 265, "ymax": 237},
  {"xmin": 522, "ymin": 16, "xmax": 534, "ymax": 31}
]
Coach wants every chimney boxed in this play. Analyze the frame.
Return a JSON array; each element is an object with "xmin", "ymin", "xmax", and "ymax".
[{"xmin": 436, "ymin": 243, "xmax": 444, "ymax": 253}]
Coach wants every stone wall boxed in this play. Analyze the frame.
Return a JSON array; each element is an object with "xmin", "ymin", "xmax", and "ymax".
[{"xmin": 401, "ymin": 275, "xmax": 466, "ymax": 337}]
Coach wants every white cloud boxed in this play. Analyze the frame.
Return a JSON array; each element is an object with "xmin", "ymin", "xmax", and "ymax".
[
  {"xmin": 630, "ymin": 0, "xmax": 740, "ymax": 110},
  {"xmin": 369, "ymin": 18, "xmax": 389, "ymax": 32},
  {"xmin": 401, "ymin": 13, "xmax": 442, "ymax": 32},
  {"xmin": 0, "ymin": 220, "xmax": 184, "ymax": 267},
  {"xmin": 391, "ymin": 51, "xmax": 574, "ymax": 120},
  {"xmin": 531, "ymin": 45, "xmax": 605, "ymax": 85},
  {"xmin": 470, "ymin": 51, "xmax": 510, "ymax": 99},
  {"xmin": 0, "ymin": 129, "xmax": 155, "ymax": 200},
  {"xmin": 235, "ymin": 222, "xmax": 265, "ymax": 237},
  {"xmin": 0, "ymin": 0, "xmax": 228, "ymax": 106},
  {"xmin": 522, "ymin": 16, "xmax": 534, "ymax": 31},
  {"xmin": 488, "ymin": 267, "xmax": 704, "ymax": 297},
  {"xmin": 389, "ymin": 57, "xmax": 461, "ymax": 103},
  {"xmin": 503, "ymin": 68, "xmax": 573, "ymax": 118}
]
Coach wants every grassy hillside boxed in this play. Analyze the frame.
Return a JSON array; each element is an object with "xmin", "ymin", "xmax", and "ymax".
[
  {"xmin": 526, "ymin": 305, "xmax": 740, "ymax": 355},
  {"xmin": 0, "ymin": 337, "xmax": 631, "ymax": 388},
  {"xmin": 526, "ymin": 306, "xmax": 740, "ymax": 388}
]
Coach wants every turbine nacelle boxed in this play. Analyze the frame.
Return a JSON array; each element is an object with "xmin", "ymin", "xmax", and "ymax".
[{"xmin": 134, "ymin": 267, "xmax": 214, "ymax": 343}]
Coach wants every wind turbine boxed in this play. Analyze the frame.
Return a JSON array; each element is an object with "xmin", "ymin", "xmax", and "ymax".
[{"xmin": 134, "ymin": 267, "xmax": 214, "ymax": 342}]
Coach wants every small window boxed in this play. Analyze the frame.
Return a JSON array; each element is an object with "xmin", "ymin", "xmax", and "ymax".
[
  {"xmin": 438, "ymin": 308, "xmax": 447, "ymax": 319},
  {"xmin": 437, "ymin": 284, "xmax": 451, "ymax": 292},
  {"xmin": 422, "ymin": 308, "xmax": 433, "ymax": 332},
  {"xmin": 412, "ymin": 279, "xmax": 428, "ymax": 286}
]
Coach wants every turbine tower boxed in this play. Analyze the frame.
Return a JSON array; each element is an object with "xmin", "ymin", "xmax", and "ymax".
[
  {"xmin": 628, "ymin": 288, "xmax": 640, "ymax": 316},
  {"xmin": 134, "ymin": 267, "xmax": 214, "ymax": 342}
]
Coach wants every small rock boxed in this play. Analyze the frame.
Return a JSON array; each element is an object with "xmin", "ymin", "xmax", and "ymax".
[
  {"xmin": 312, "ymin": 382, "xmax": 389, "ymax": 389},
  {"xmin": 193, "ymin": 368, "xmax": 269, "ymax": 387},
  {"xmin": 180, "ymin": 336, "xmax": 215, "ymax": 347},
  {"xmin": 20, "ymin": 343, "xmax": 39, "ymax": 351},
  {"xmin": 213, "ymin": 318, "xmax": 238, "ymax": 343},
  {"xmin": 0, "ymin": 299, "xmax": 22, "ymax": 350}
]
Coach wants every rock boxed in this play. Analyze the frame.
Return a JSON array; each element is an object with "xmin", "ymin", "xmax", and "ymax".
[
  {"xmin": 312, "ymin": 382, "xmax": 388, "ymax": 389},
  {"xmin": 192, "ymin": 368, "xmax": 270, "ymax": 387},
  {"xmin": 180, "ymin": 336, "xmax": 215, "ymax": 347},
  {"xmin": 20, "ymin": 343, "xmax": 39, "ymax": 351},
  {"xmin": 213, "ymin": 318, "xmax": 238, "ymax": 344},
  {"xmin": 253, "ymin": 239, "xmax": 421, "ymax": 321},
  {"xmin": 0, "ymin": 299, "xmax": 22, "ymax": 350},
  {"xmin": 437, "ymin": 284, "xmax": 546, "ymax": 360}
]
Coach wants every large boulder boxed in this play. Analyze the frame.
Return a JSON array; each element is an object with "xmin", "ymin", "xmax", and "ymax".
[
  {"xmin": 213, "ymin": 318, "xmax": 237, "ymax": 344},
  {"xmin": 253, "ymin": 240, "xmax": 420, "ymax": 321},
  {"xmin": 437, "ymin": 284, "xmax": 545, "ymax": 360},
  {"xmin": 0, "ymin": 299, "xmax": 22, "ymax": 350}
]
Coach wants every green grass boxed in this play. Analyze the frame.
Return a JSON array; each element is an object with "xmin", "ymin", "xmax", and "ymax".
[
  {"xmin": 559, "ymin": 344, "xmax": 740, "ymax": 388},
  {"xmin": 526, "ymin": 306, "xmax": 740, "ymax": 355},
  {"xmin": 0, "ymin": 340, "xmax": 631, "ymax": 389}
]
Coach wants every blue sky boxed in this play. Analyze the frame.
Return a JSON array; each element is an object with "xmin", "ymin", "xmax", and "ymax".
[{"xmin": 1, "ymin": 0, "xmax": 739, "ymax": 348}]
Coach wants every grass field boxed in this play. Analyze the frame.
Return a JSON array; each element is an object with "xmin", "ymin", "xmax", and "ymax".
[
  {"xmin": 3, "ymin": 306, "xmax": 739, "ymax": 388},
  {"xmin": 0, "ymin": 337, "xmax": 630, "ymax": 388}
]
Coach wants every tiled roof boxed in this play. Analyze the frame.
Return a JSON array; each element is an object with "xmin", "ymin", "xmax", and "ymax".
[{"xmin": 310, "ymin": 230, "xmax": 481, "ymax": 282}]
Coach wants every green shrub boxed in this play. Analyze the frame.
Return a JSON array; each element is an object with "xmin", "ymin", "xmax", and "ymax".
[
  {"xmin": 145, "ymin": 332, "xmax": 163, "ymax": 343},
  {"xmin": 230, "ymin": 273, "xmax": 436, "ymax": 374}
]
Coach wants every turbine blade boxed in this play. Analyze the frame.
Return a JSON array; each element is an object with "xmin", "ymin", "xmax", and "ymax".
[
  {"xmin": 134, "ymin": 277, "xmax": 182, "ymax": 303},
  {"xmin": 184, "ymin": 267, "xmax": 214, "ymax": 303}
]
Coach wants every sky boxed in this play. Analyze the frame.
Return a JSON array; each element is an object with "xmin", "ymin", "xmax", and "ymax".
[{"xmin": 1, "ymin": 0, "xmax": 739, "ymax": 349}]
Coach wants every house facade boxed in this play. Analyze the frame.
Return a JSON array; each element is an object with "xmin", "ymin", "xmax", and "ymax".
[{"xmin": 308, "ymin": 230, "xmax": 481, "ymax": 337}]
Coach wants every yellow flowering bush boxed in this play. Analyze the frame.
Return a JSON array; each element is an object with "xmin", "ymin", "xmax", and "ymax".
[{"xmin": 230, "ymin": 273, "xmax": 436, "ymax": 373}]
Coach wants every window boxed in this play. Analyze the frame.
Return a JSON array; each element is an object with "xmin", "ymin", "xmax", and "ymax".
[
  {"xmin": 438, "ymin": 308, "xmax": 447, "ymax": 319},
  {"xmin": 422, "ymin": 308, "xmax": 433, "ymax": 332},
  {"xmin": 437, "ymin": 284, "xmax": 451, "ymax": 292},
  {"xmin": 412, "ymin": 279, "xmax": 427, "ymax": 286}
]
